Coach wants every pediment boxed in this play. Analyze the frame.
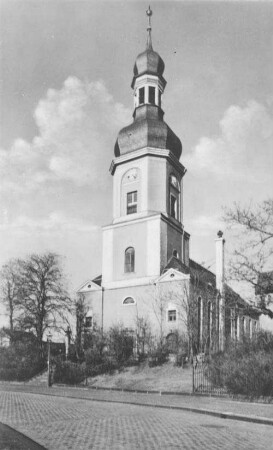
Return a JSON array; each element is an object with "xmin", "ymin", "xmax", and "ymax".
[
  {"xmin": 154, "ymin": 269, "xmax": 190, "ymax": 284},
  {"xmin": 77, "ymin": 280, "xmax": 102, "ymax": 293}
]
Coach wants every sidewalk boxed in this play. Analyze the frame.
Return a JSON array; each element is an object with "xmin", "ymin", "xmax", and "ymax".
[{"xmin": 0, "ymin": 383, "xmax": 272, "ymax": 426}]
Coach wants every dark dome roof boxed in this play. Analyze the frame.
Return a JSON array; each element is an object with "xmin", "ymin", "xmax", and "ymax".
[
  {"xmin": 114, "ymin": 106, "xmax": 182, "ymax": 160},
  {"xmin": 133, "ymin": 48, "xmax": 165, "ymax": 78}
]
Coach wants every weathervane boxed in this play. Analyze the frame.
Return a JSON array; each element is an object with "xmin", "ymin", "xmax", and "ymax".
[{"xmin": 146, "ymin": 5, "xmax": 153, "ymax": 49}]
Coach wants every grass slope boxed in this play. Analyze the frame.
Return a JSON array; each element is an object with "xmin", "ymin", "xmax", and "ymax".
[{"xmin": 88, "ymin": 360, "xmax": 192, "ymax": 393}]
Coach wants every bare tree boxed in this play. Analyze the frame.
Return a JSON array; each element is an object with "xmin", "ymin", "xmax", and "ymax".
[
  {"xmin": 16, "ymin": 253, "xmax": 72, "ymax": 356},
  {"xmin": 152, "ymin": 278, "xmax": 199, "ymax": 356},
  {"xmin": 224, "ymin": 199, "xmax": 273, "ymax": 296},
  {"xmin": 75, "ymin": 293, "xmax": 88, "ymax": 359},
  {"xmin": 0, "ymin": 259, "xmax": 22, "ymax": 332},
  {"xmin": 135, "ymin": 316, "xmax": 153, "ymax": 355},
  {"xmin": 152, "ymin": 282, "xmax": 167, "ymax": 349}
]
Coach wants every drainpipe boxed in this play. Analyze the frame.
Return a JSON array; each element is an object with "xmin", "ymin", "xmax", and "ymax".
[
  {"xmin": 215, "ymin": 230, "xmax": 225, "ymax": 351},
  {"xmin": 101, "ymin": 286, "xmax": 104, "ymax": 335}
]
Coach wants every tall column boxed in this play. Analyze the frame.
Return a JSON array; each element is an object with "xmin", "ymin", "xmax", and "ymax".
[{"xmin": 215, "ymin": 231, "xmax": 225, "ymax": 351}]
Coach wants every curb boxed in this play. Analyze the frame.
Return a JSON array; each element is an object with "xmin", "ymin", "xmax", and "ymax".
[
  {"xmin": 54, "ymin": 383, "xmax": 230, "ymax": 399},
  {"xmin": 55, "ymin": 383, "xmax": 192, "ymax": 396},
  {"xmin": 4, "ymin": 385, "xmax": 272, "ymax": 427}
]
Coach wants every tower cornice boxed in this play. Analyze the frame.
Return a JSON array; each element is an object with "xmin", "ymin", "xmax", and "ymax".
[{"xmin": 110, "ymin": 147, "xmax": 186, "ymax": 177}]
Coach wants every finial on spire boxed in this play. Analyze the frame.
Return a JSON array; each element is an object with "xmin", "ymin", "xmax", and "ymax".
[{"xmin": 146, "ymin": 6, "xmax": 153, "ymax": 50}]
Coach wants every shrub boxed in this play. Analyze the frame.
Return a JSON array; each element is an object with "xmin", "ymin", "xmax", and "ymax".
[
  {"xmin": 148, "ymin": 345, "xmax": 168, "ymax": 367},
  {"xmin": 108, "ymin": 326, "xmax": 134, "ymax": 365},
  {"xmin": 53, "ymin": 360, "xmax": 86, "ymax": 385},
  {"xmin": 223, "ymin": 351, "xmax": 273, "ymax": 397},
  {"xmin": 208, "ymin": 332, "xmax": 273, "ymax": 397},
  {"xmin": 85, "ymin": 347, "xmax": 104, "ymax": 367},
  {"xmin": 0, "ymin": 339, "xmax": 46, "ymax": 381},
  {"xmin": 86, "ymin": 357, "xmax": 118, "ymax": 377}
]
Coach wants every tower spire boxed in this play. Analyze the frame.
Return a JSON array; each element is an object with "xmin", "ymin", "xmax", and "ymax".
[{"xmin": 146, "ymin": 6, "xmax": 153, "ymax": 50}]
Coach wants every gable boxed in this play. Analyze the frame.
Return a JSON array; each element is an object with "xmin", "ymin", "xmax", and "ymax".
[
  {"xmin": 77, "ymin": 280, "xmax": 102, "ymax": 293},
  {"xmin": 155, "ymin": 268, "xmax": 190, "ymax": 284},
  {"xmin": 163, "ymin": 255, "xmax": 190, "ymax": 275}
]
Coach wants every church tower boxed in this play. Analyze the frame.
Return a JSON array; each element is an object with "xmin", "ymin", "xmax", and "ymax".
[{"xmin": 102, "ymin": 7, "xmax": 189, "ymax": 290}]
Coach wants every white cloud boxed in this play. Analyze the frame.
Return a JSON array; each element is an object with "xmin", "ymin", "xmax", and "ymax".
[
  {"xmin": 0, "ymin": 212, "xmax": 99, "ymax": 234},
  {"xmin": 0, "ymin": 77, "xmax": 130, "ymax": 194},
  {"xmin": 0, "ymin": 77, "xmax": 130, "ymax": 271},
  {"xmin": 184, "ymin": 100, "xmax": 273, "ymax": 184}
]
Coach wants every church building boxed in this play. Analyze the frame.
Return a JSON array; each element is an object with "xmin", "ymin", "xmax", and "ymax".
[{"xmin": 77, "ymin": 8, "xmax": 260, "ymax": 354}]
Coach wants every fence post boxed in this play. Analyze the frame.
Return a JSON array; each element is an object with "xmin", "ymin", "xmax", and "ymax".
[{"xmin": 192, "ymin": 358, "xmax": 195, "ymax": 393}]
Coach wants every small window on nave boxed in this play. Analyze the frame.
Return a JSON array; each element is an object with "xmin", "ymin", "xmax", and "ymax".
[
  {"xmin": 168, "ymin": 310, "xmax": 177, "ymax": 322},
  {"xmin": 123, "ymin": 297, "xmax": 136, "ymax": 305},
  {"xmin": 85, "ymin": 316, "xmax": 92, "ymax": 328}
]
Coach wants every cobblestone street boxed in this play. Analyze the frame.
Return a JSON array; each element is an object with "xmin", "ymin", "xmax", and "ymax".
[{"xmin": 0, "ymin": 390, "xmax": 273, "ymax": 450}]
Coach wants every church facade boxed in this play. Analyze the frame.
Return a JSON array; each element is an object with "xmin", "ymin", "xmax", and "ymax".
[{"xmin": 77, "ymin": 10, "xmax": 260, "ymax": 354}]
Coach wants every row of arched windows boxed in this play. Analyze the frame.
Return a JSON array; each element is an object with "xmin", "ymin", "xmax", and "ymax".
[{"xmin": 197, "ymin": 297, "xmax": 212, "ymax": 352}]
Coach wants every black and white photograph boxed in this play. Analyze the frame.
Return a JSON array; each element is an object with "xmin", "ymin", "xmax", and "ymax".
[{"xmin": 0, "ymin": 1, "xmax": 273, "ymax": 449}]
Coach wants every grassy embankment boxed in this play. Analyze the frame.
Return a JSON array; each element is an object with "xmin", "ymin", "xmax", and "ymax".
[{"xmin": 87, "ymin": 360, "xmax": 192, "ymax": 392}]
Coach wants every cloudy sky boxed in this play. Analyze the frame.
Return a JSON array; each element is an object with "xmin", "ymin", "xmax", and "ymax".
[{"xmin": 0, "ymin": 0, "xmax": 273, "ymax": 323}]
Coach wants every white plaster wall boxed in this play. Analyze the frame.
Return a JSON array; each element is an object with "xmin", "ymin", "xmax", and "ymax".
[
  {"xmin": 146, "ymin": 216, "xmax": 161, "ymax": 276},
  {"xmin": 102, "ymin": 227, "xmax": 114, "ymax": 283},
  {"xmin": 102, "ymin": 280, "xmax": 189, "ymax": 335},
  {"xmin": 147, "ymin": 157, "xmax": 167, "ymax": 213},
  {"xmin": 82, "ymin": 290, "xmax": 103, "ymax": 329}
]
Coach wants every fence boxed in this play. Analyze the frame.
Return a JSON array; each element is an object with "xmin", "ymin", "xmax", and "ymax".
[{"xmin": 192, "ymin": 356, "xmax": 227, "ymax": 396}]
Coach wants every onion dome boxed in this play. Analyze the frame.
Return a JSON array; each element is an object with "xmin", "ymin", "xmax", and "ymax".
[
  {"xmin": 114, "ymin": 105, "xmax": 182, "ymax": 160},
  {"xmin": 132, "ymin": 49, "xmax": 165, "ymax": 83}
]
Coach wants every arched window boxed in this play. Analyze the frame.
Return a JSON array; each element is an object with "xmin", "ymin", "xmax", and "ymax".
[
  {"xmin": 242, "ymin": 317, "xmax": 245, "ymax": 337},
  {"xmin": 197, "ymin": 297, "xmax": 203, "ymax": 352},
  {"xmin": 234, "ymin": 311, "xmax": 238, "ymax": 340},
  {"xmin": 123, "ymin": 297, "xmax": 136, "ymax": 305},
  {"xmin": 124, "ymin": 247, "xmax": 135, "ymax": 273},
  {"xmin": 170, "ymin": 174, "xmax": 180, "ymax": 191},
  {"xmin": 169, "ymin": 174, "xmax": 180, "ymax": 220},
  {"xmin": 207, "ymin": 301, "xmax": 211, "ymax": 349}
]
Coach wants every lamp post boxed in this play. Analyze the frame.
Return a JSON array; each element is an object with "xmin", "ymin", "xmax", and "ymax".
[
  {"xmin": 65, "ymin": 326, "xmax": 71, "ymax": 361},
  {"xmin": 47, "ymin": 332, "xmax": 52, "ymax": 387}
]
